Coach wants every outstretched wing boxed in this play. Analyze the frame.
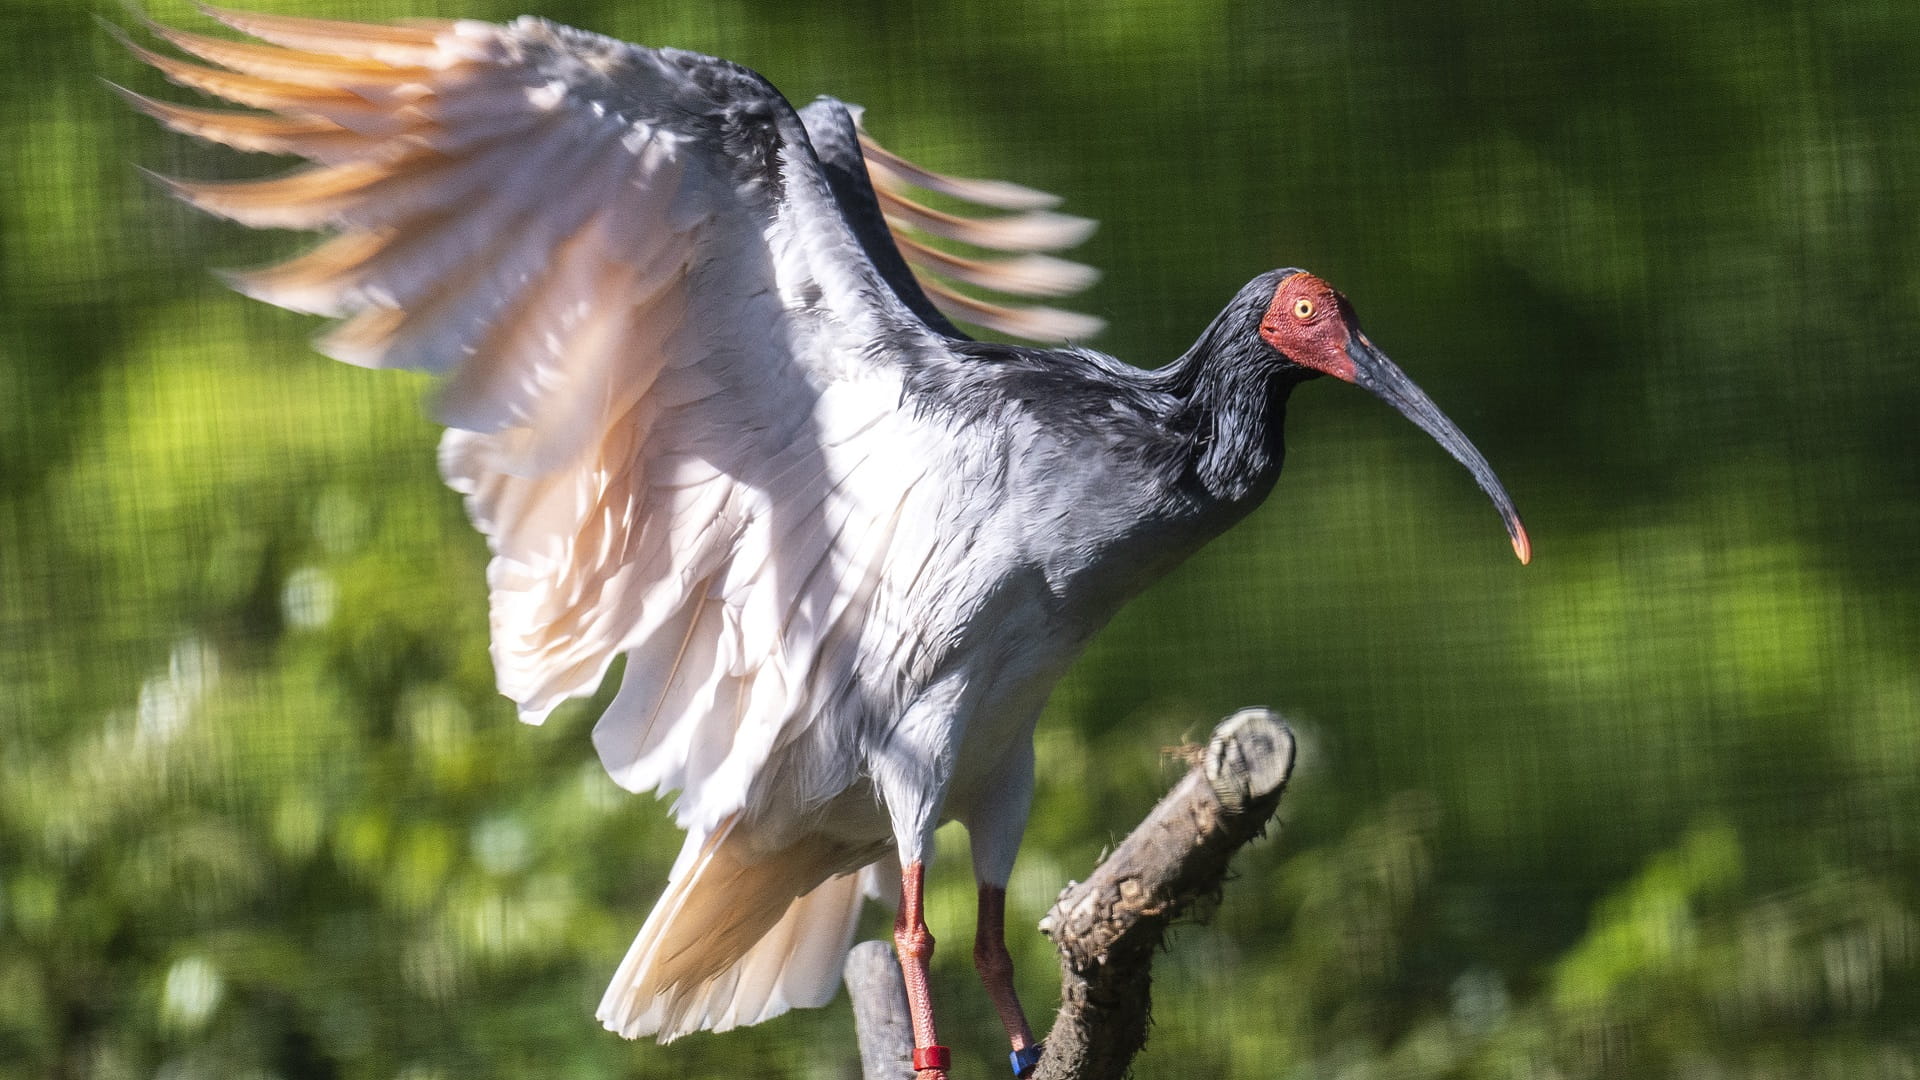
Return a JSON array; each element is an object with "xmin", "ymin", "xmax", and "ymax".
[{"xmin": 118, "ymin": 8, "xmax": 1052, "ymax": 830}]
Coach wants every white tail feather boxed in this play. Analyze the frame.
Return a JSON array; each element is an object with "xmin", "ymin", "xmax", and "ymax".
[{"xmin": 597, "ymin": 821, "xmax": 874, "ymax": 1041}]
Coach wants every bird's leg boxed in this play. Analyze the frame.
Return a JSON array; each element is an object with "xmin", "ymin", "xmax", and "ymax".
[
  {"xmin": 975, "ymin": 883, "xmax": 1042, "ymax": 1077},
  {"xmin": 894, "ymin": 860, "xmax": 949, "ymax": 1077}
]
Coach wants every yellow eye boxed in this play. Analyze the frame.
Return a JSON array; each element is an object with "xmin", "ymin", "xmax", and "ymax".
[{"xmin": 1293, "ymin": 298, "xmax": 1315, "ymax": 319}]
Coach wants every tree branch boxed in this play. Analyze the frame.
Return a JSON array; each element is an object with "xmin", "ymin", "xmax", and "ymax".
[
  {"xmin": 847, "ymin": 939, "xmax": 918, "ymax": 1080},
  {"xmin": 846, "ymin": 708, "xmax": 1296, "ymax": 1079}
]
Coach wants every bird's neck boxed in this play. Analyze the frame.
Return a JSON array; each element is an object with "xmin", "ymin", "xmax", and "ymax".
[{"xmin": 1162, "ymin": 287, "xmax": 1313, "ymax": 505}]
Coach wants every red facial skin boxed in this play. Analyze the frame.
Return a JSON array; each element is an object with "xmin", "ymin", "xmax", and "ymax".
[{"xmin": 1257, "ymin": 272, "xmax": 1360, "ymax": 382}]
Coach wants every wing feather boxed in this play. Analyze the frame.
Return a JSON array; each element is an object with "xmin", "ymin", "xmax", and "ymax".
[
  {"xmin": 886, "ymin": 237, "xmax": 1098, "ymax": 298},
  {"xmin": 196, "ymin": 4, "xmax": 457, "ymax": 60},
  {"xmin": 852, "ymin": 122, "xmax": 1104, "ymax": 340},
  {"xmin": 138, "ymin": 18, "xmax": 439, "ymax": 88},
  {"xmin": 115, "ymin": 32, "xmax": 411, "ymax": 127},
  {"xmin": 874, "ymin": 185, "xmax": 1096, "ymax": 252},
  {"xmin": 109, "ymin": 85, "xmax": 410, "ymax": 162},
  {"xmin": 912, "ymin": 275, "xmax": 1108, "ymax": 342},
  {"xmin": 857, "ymin": 133, "xmax": 1062, "ymax": 210}
]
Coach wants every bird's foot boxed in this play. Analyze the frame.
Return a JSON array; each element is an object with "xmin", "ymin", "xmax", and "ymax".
[{"xmin": 1010, "ymin": 1042, "xmax": 1044, "ymax": 1077}]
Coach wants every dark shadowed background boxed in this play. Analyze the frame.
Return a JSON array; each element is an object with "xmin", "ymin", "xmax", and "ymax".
[{"xmin": 4, "ymin": 1, "xmax": 1917, "ymax": 1077}]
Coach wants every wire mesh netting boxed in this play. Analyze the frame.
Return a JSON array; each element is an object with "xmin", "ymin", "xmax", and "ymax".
[{"xmin": 4, "ymin": 1, "xmax": 1917, "ymax": 1077}]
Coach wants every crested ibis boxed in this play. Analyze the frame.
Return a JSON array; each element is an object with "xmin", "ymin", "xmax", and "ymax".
[{"xmin": 120, "ymin": 8, "xmax": 1529, "ymax": 1077}]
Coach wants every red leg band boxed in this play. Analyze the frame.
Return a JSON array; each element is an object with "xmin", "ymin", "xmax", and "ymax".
[{"xmin": 913, "ymin": 1045, "xmax": 952, "ymax": 1071}]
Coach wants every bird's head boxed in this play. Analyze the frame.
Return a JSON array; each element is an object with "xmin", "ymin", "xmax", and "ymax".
[{"xmin": 1258, "ymin": 270, "xmax": 1532, "ymax": 564}]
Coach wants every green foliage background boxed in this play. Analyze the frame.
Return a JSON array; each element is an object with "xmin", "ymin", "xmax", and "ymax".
[{"xmin": 4, "ymin": 0, "xmax": 1917, "ymax": 1076}]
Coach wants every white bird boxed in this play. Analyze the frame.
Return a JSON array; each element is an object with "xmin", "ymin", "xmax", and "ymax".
[{"xmin": 121, "ymin": 8, "xmax": 1529, "ymax": 1077}]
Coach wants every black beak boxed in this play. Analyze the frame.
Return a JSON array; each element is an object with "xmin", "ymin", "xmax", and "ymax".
[{"xmin": 1345, "ymin": 335, "xmax": 1531, "ymax": 564}]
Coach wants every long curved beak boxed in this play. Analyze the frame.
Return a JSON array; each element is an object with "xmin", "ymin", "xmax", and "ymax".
[{"xmin": 1345, "ymin": 335, "xmax": 1531, "ymax": 564}]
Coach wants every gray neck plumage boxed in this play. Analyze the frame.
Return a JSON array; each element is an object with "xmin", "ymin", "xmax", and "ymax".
[{"xmin": 1160, "ymin": 272, "xmax": 1316, "ymax": 505}]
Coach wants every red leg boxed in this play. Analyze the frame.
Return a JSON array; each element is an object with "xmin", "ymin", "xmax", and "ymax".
[
  {"xmin": 975, "ymin": 884, "xmax": 1042, "ymax": 1076},
  {"xmin": 894, "ymin": 861, "xmax": 949, "ymax": 1077}
]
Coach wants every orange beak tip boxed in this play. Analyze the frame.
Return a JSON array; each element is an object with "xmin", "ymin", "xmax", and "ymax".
[{"xmin": 1511, "ymin": 528, "xmax": 1532, "ymax": 566}]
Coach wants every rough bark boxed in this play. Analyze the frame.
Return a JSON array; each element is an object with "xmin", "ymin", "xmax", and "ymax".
[
  {"xmin": 847, "ymin": 939, "xmax": 918, "ymax": 1080},
  {"xmin": 845, "ymin": 707, "xmax": 1296, "ymax": 1080}
]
